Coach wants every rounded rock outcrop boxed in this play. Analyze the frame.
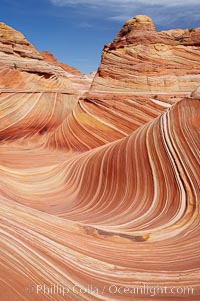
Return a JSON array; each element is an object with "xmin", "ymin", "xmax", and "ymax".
[{"xmin": 126, "ymin": 15, "xmax": 155, "ymax": 29}]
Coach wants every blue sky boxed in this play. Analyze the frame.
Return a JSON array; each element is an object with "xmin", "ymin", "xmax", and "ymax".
[{"xmin": 1, "ymin": 0, "xmax": 200, "ymax": 74}]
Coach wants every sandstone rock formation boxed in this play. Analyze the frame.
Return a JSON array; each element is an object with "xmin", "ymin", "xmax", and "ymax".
[
  {"xmin": 0, "ymin": 22, "xmax": 92, "ymax": 142},
  {"xmin": 0, "ymin": 22, "xmax": 91, "ymax": 92},
  {"xmin": 40, "ymin": 51, "xmax": 83, "ymax": 76},
  {"xmin": 40, "ymin": 51, "xmax": 92, "ymax": 93},
  {"xmin": 0, "ymin": 22, "xmax": 69, "ymax": 89},
  {"xmin": 46, "ymin": 15, "xmax": 200, "ymax": 151},
  {"xmin": 95, "ymin": 15, "xmax": 200, "ymax": 93},
  {"xmin": 0, "ymin": 16, "xmax": 200, "ymax": 301}
]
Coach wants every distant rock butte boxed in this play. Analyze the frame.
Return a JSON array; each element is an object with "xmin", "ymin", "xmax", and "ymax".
[
  {"xmin": 0, "ymin": 22, "xmax": 91, "ymax": 92},
  {"xmin": 93, "ymin": 15, "xmax": 200, "ymax": 93},
  {"xmin": 40, "ymin": 51, "xmax": 92, "ymax": 93},
  {"xmin": 40, "ymin": 51, "xmax": 83, "ymax": 76}
]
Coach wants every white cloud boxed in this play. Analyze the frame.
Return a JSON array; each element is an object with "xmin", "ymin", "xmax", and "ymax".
[
  {"xmin": 108, "ymin": 15, "xmax": 133, "ymax": 22},
  {"xmin": 50, "ymin": 0, "xmax": 132, "ymax": 6},
  {"xmin": 50, "ymin": 0, "xmax": 200, "ymax": 7},
  {"xmin": 76, "ymin": 22, "xmax": 92, "ymax": 28},
  {"xmin": 49, "ymin": 0, "xmax": 200, "ymax": 28}
]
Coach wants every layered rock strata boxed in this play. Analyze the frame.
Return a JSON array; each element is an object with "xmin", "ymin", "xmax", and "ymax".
[
  {"xmin": 0, "ymin": 22, "xmax": 92, "ymax": 142},
  {"xmin": 0, "ymin": 97, "xmax": 200, "ymax": 301},
  {"xmin": 47, "ymin": 15, "xmax": 200, "ymax": 150},
  {"xmin": 0, "ymin": 16, "xmax": 200, "ymax": 301},
  {"xmin": 95, "ymin": 15, "xmax": 200, "ymax": 93},
  {"xmin": 0, "ymin": 22, "xmax": 91, "ymax": 92}
]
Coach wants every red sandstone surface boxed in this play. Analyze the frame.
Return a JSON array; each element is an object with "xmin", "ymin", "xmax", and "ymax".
[
  {"xmin": 0, "ymin": 22, "xmax": 92, "ymax": 93},
  {"xmin": 40, "ymin": 51, "xmax": 83, "ymax": 76},
  {"xmin": 0, "ymin": 16, "xmax": 200, "ymax": 301},
  {"xmin": 40, "ymin": 51, "xmax": 92, "ymax": 93}
]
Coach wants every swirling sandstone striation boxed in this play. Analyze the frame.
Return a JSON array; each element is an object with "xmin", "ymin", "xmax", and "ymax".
[
  {"xmin": 40, "ymin": 51, "xmax": 92, "ymax": 93},
  {"xmin": 0, "ymin": 16, "xmax": 200, "ymax": 301},
  {"xmin": 0, "ymin": 23, "xmax": 68, "ymax": 89},
  {"xmin": 0, "ymin": 22, "xmax": 91, "ymax": 92},
  {"xmin": 47, "ymin": 16, "xmax": 200, "ymax": 150},
  {"xmin": 0, "ymin": 97, "xmax": 200, "ymax": 300},
  {"xmin": 95, "ymin": 15, "xmax": 200, "ymax": 93},
  {"xmin": 0, "ymin": 22, "xmax": 92, "ymax": 142}
]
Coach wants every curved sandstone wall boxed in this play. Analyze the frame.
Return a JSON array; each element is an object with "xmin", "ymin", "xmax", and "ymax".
[{"xmin": 0, "ymin": 16, "xmax": 200, "ymax": 301}]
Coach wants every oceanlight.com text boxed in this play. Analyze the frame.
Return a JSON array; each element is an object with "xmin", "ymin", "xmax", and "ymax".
[{"xmin": 24, "ymin": 283, "xmax": 195, "ymax": 297}]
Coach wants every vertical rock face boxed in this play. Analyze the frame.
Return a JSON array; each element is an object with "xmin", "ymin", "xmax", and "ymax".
[{"xmin": 0, "ymin": 17, "xmax": 200, "ymax": 301}]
